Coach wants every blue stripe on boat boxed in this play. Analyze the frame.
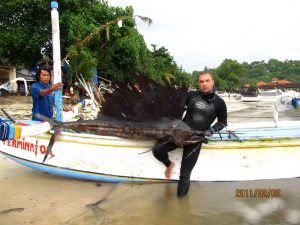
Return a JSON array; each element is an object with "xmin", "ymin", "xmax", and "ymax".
[
  {"xmin": 1, "ymin": 152, "xmax": 167, "ymax": 183},
  {"xmin": 211, "ymin": 127, "xmax": 300, "ymax": 141}
]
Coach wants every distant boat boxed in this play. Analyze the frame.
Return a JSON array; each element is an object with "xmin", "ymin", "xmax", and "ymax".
[
  {"xmin": 241, "ymin": 89, "xmax": 283, "ymax": 102},
  {"xmin": 241, "ymin": 89, "xmax": 300, "ymax": 103}
]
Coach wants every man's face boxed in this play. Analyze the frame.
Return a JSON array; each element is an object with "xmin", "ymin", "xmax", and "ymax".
[
  {"xmin": 39, "ymin": 70, "xmax": 51, "ymax": 85},
  {"xmin": 198, "ymin": 73, "xmax": 214, "ymax": 93}
]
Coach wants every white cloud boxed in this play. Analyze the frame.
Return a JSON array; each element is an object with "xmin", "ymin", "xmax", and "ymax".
[{"xmin": 108, "ymin": 0, "xmax": 300, "ymax": 72}]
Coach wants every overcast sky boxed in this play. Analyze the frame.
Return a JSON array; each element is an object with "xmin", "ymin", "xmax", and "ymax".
[{"xmin": 108, "ymin": 0, "xmax": 300, "ymax": 73}]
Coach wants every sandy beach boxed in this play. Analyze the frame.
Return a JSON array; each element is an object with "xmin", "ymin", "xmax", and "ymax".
[
  {"xmin": 1, "ymin": 154, "xmax": 300, "ymax": 225},
  {"xmin": 0, "ymin": 156, "xmax": 115, "ymax": 225}
]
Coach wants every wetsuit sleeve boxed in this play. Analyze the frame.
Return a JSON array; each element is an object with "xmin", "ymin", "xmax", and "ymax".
[{"xmin": 211, "ymin": 97, "xmax": 227, "ymax": 133}]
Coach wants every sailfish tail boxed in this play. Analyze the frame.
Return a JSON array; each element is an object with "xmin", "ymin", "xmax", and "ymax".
[
  {"xmin": 34, "ymin": 113, "xmax": 61, "ymax": 126},
  {"xmin": 42, "ymin": 127, "xmax": 62, "ymax": 163},
  {"xmin": 34, "ymin": 113, "xmax": 63, "ymax": 163}
]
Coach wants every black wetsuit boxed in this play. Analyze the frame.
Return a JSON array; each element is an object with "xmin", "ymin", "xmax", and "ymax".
[{"xmin": 152, "ymin": 90, "xmax": 227, "ymax": 196}]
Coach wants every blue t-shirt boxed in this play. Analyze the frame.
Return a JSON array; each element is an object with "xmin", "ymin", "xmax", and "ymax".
[{"xmin": 31, "ymin": 82, "xmax": 54, "ymax": 121}]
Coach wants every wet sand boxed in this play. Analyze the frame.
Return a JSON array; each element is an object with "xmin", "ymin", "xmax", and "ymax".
[
  {"xmin": 1, "ymin": 156, "xmax": 300, "ymax": 225},
  {"xmin": 1, "ymin": 96, "xmax": 300, "ymax": 224},
  {"xmin": 0, "ymin": 96, "xmax": 33, "ymax": 120},
  {"xmin": 0, "ymin": 156, "xmax": 115, "ymax": 225}
]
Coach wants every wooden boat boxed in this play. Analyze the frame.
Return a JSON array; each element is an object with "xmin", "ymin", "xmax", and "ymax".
[{"xmin": 1, "ymin": 119, "xmax": 300, "ymax": 182}]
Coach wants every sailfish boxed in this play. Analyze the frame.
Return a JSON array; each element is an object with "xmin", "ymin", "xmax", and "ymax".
[{"xmin": 37, "ymin": 75, "xmax": 207, "ymax": 163}]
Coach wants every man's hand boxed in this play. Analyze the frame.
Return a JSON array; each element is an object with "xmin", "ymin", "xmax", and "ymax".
[
  {"xmin": 204, "ymin": 129, "xmax": 213, "ymax": 137},
  {"xmin": 51, "ymin": 82, "xmax": 63, "ymax": 92},
  {"xmin": 40, "ymin": 82, "xmax": 63, "ymax": 96}
]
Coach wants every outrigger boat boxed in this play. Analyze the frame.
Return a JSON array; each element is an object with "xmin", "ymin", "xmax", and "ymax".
[{"xmin": 1, "ymin": 119, "xmax": 300, "ymax": 182}]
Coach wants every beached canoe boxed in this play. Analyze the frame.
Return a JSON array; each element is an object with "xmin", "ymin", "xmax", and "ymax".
[{"xmin": 1, "ymin": 119, "xmax": 300, "ymax": 182}]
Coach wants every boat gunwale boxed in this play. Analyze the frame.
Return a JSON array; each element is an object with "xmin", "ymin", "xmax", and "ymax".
[{"xmin": 28, "ymin": 130, "xmax": 300, "ymax": 150}]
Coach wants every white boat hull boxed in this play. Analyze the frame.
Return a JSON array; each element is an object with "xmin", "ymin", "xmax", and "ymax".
[
  {"xmin": 241, "ymin": 96, "xmax": 280, "ymax": 102},
  {"xmin": 1, "ymin": 127, "xmax": 300, "ymax": 182}
]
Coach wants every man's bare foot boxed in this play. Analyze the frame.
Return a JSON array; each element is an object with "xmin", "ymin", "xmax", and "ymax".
[{"xmin": 165, "ymin": 161, "xmax": 175, "ymax": 179}]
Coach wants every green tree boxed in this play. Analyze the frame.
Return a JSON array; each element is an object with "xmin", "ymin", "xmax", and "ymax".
[
  {"xmin": 0, "ymin": 0, "xmax": 192, "ymax": 87},
  {"xmin": 146, "ymin": 45, "xmax": 191, "ymax": 87},
  {"xmin": 0, "ymin": 0, "xmax": 54, "ymax": 65},
  {"xmin": 214, "ymin": 59, "xmax": 245, "ymax": 91}
]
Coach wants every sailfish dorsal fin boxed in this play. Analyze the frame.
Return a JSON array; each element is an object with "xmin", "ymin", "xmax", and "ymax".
[{"xmin": 98, "ymin": 75, "xmax": 188, "ymax": 121}]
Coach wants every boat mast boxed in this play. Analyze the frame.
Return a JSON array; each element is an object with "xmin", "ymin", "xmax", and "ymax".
[{"xmin": 51, "ymin": 1, "xmax": 62, "ymax": 121}]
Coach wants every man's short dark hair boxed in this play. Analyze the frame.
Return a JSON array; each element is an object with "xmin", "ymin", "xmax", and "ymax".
[{"xmin": 199, "ymin": 71, "xmax": 213, "ymax": 79}]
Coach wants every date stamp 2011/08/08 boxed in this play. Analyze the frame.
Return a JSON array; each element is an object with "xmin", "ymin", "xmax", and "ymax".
[{"xmin": 235, "ymin": 188, "xmax": 281, "ymax": 198}]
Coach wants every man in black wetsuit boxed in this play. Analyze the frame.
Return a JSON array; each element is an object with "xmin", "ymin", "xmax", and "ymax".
[{"xmin": 152, "ymin": 71, "xmax": 227, "ymax": 197}]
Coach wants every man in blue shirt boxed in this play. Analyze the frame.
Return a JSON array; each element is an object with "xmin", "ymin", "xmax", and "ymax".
[{"xmin": 31, "ymin": 67, "xmax": 63, "ymax": 121}]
